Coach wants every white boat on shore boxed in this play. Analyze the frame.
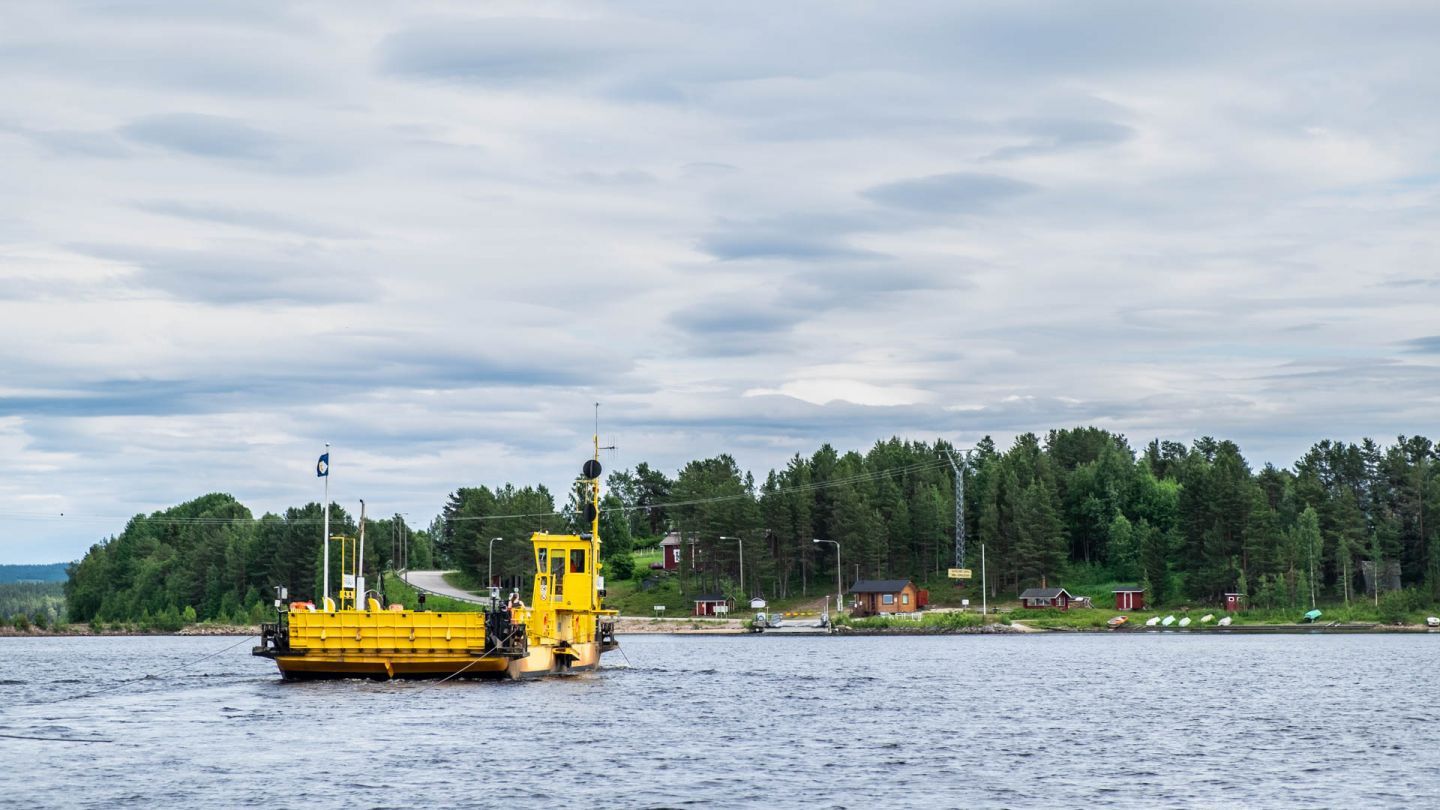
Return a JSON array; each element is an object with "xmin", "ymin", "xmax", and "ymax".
[
  {"xmin": 1427, "ymin": 616, "xmax": 1439, "ymax": 628},
  {"xmin": 1178, "ymin": 617, "xmax": 1192, "ymax": 627},
  {"xmin": 1200, "ymin": 614, "xmax": 1215, "ymax": 624},
  {"xmin": 1218, "ymin": 616, "xmax": 1233, "ymax": 627},
  {"xmin": 1145, "ymin": 616, "xmax": 1161, "ymax": 626},
  {"xmin": 1161, "ymin": 615, "xmax": 1176, "ymax": 627}
]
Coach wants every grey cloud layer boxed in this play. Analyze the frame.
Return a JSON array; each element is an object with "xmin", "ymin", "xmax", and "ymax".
[{"xmin": 1, "ymin": 1, "xmax": 1438, "ymax": 562}]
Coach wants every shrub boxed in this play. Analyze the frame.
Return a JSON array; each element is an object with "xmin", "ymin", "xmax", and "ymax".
[
  {"xmin": 182, "ymin": 605, "xmax": 198, "ymax": 624},
  {"xmin": 1377, "ymin": 589, "xmax": 1423, "ymax": 624},
  {"xmin": 13, "ymin": 614, "xmax": 30, "ymax": 632}
]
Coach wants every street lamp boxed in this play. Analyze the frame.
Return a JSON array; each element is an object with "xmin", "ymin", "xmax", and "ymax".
[
  {"xmin": 813, "ymin": 538, "xmax": 842, "ymax": 617},
  {"xmin": 488, "ymin": 536, "xmax": 504, "ymax": 607},
  {"xmin": 719, "ymin": 535, "xmax": 743, "ymax": 601}
]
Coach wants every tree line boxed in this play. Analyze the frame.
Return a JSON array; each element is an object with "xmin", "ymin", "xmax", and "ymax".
[{"xmin": 64, "ymin": 428, "xmax": 1439, "ymax": 623}]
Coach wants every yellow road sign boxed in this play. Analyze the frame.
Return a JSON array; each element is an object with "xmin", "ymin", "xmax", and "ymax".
[{"xmin": 948, "ymin": 568, "xmax": 972, "ymax": 579}]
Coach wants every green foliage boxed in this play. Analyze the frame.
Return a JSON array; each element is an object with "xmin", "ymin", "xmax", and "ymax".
[
  {"xmin": 839, "ymin": 611, "xmax": 983, "ymax": 631},
  {"xmin": 64, "ymin": 493, "xmax": 422, "ymax": 626},
  {"xmin": 0, "ymin": 582, "xmax": 66, "ymax": 625},
  {"xmin": 58, "ymin": 430, "xmax": 1440, "ymax": 624},
  {"xmin": 1377, "ymin": 589, "xmax": 1425, "ymax": 624}
]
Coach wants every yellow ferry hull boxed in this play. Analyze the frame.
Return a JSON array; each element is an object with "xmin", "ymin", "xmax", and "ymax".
[{"xmin": 261, "ymin": 640, "xmax": 603, "ymax": 680}]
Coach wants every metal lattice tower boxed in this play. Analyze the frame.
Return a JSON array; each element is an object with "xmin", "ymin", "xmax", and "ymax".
[{"xmin": 946, "ymin": 450, "xmax": 970, "ymax": 568}]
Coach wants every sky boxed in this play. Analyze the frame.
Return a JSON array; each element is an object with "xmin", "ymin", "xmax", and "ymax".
[{"xmin": 2, "ymin": 1, "xmax": 1438, "ymax": 563}]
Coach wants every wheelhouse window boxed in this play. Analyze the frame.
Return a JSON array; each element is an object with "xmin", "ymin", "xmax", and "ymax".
[{"xmin": 550, "ymin": 552, "xmax": 565, "ymax": 596}]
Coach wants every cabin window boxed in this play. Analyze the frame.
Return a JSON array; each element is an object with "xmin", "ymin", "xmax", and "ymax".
[
  {"xmin": 538, "ymin": 548, "xmax": 548, "ymax": 570},
  {"xmin": 902, "ymin": 593, "xmax": 909, "ymax": 605},
  {"xmin": 550, "ymin": 552, "xmax": 565, "ymax": 596},
  {"xmin": 882, "ymin": 594, "xmax": 895, "ymax": 605},
  {"xmin": 570, "ymin": 549, "xmax": 586, "ymax": 573}
]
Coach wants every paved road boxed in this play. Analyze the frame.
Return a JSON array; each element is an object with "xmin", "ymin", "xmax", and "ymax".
[{"xmin": 401, "ymin": 570, "xmax": 488, "ymax": 604}]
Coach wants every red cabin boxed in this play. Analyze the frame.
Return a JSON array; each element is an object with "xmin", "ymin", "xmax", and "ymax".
[
  {"xmin": 692, "ymin": 593, "xmax": 732, "ymax": 617},
  {"xmin": 848, "ymin": 580, "xmax": 925, "ymax": 617},
  {"xmin": 659, "ymin": 532, "xmax": 699, "ymax": 571},
  {"xmin": 1019, "ymin": 587, "xmax": 1073, "ymax": 610},
  {"xmin": 1224, "ymin": 593, "xmax": 1242, "ymax": 612},
  {"xmin": 1113, "ymin": 586, "xmax": 1145, "ymax": 611}
]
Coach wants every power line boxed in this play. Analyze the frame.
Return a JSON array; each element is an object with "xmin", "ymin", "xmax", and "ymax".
[{"xmin": 0, "ymin": 458, "xmax": 953, "ymax": 528}]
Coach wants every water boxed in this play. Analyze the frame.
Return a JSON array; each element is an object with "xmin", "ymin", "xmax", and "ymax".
[{"xmin": 1, "ymin": 633, "xmax": 1438, "ymax": 808}]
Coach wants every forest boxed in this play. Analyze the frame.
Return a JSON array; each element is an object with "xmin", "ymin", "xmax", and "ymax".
[{"xmin": 53, "ymin": 427, "xmax": 1440, "ymax": 626}]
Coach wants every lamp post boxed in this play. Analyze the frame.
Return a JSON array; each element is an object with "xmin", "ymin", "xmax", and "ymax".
[
  {"xmin": 488, "ymin": 536, "xmax": 503, "ymax": 608},
  {"xmin": 813, "ymin": 538, "xmax": 842, "ymax": 617},
  {"xmin": 720, "ymin": 535, "xmax": 743, "ymax": 600}
]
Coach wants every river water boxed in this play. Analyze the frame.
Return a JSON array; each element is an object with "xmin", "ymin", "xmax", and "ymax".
[{"xmin": 1, "ymin": 633, "xmax": 1437, "ymax": 808}]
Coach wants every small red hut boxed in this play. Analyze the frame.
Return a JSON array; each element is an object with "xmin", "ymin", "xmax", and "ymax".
[
  {"xmin": 1113, "ymin": 585, "xmax": 1145, "ymax": 611},
  {"xmin": 692, "ymin": 593, "xmax": 732, "ymax": 616},
  {"xmin": 1224, "ymin": 593, "xmax": 1243, "ymax": 612}
]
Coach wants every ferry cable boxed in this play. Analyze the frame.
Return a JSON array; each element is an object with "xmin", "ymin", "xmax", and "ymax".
[
  {"xmin": 23, "ymin": 634, "xmax": 257, "ymax": 709},
  {"xmin": 0, "ymin": 635, "xmax": 255, "ymax": 745},
  {"xmin": 0, "ymin": 731, "xmax": 113, "ymax": 744},
  {"xmin": 408, "ymin": 637, "xmax": 505, "ymax": 694}
]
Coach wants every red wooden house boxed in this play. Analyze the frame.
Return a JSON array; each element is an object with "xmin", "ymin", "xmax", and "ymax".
[
  {"xmin": 1019, "ymin": 587, "xmax": 1073, "ymax": 610},
  {"xmin": 1113, "ymin": 585, "xmax": 1145, "ymax": 611},
  {"xmin": 659, "ymin": 532, "xmax": 699, "ymax": 571},
  {"xmin": 848, "ymin": 580, "xmax": 927, "ymax": 616}
]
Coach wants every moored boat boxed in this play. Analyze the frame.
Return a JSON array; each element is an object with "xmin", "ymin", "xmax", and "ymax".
[
  {"xmin": 254, "ymin": 441, "xmax": 619, "ymax": 679},
  {"xmin": 1107, "ymin": 615, "xmax": 1129, "ymax": 629}
]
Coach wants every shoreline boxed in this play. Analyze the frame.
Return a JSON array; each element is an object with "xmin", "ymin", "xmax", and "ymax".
[{"xmin": 3, "ymin": 620, "xmax": 1435, "ymax": 639}]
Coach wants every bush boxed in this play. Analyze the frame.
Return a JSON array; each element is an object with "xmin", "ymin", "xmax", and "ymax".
[
  {"xmin": 182, "ymin": 605, "xmax": 198, "ymax": 624},
  {"xmin": 32, "ymin": 611, "xmax": 49, "ymax": 631},
  {"xmin": 13, "ymin": 614, "xmax": 30, "ymax": 632},
  {"xmin": 1377, "ymin": 589, "xmax": 1423, "ymax": 624}
]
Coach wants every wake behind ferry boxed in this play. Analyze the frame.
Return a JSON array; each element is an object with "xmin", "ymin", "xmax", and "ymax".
[{"xmin": 253, "ymin": 441, "xmax": 619, "ymax": 679}]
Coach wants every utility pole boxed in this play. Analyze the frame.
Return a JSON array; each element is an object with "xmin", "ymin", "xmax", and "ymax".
[
  {"xmin": 945, "ymin": 449, "xmax": 971, "ymax": 568},
  {"xmin": 981, "ymin": 543, "xmax": 987, "ymax": 620}
]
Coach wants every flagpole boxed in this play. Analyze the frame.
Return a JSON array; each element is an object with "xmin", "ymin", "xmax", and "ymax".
[{"xmin": 322, "ymin": 442, "xmax": 331, "ymax": 608}]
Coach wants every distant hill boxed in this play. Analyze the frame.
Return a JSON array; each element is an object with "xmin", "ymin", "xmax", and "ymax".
[{"xmin": 0, "ymin": 563, "xmax": 69, "ymax": 583}]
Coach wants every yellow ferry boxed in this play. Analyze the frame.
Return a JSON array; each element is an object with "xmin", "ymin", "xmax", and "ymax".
[{"xmin": 253, "ymin": 441, "xmax": 619, "ymax": 679}]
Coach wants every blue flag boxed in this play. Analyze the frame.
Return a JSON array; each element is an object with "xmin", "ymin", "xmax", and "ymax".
[{"xmin": 316, "ymin": 452, "xmax": 329, "ymax": 477}]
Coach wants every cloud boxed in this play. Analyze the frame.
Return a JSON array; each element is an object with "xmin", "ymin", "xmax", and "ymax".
[
  {"xmin": 862, "ymin": 172, "xmax": 1037, "ymax": 213},
  {"xmin": 117, "ymin": 113, "xmax": 353, "ymax": 173},
  {"xmin": 3, "ymin": 1, "xmax": 1440, "ymax": 563},
  {"xmin": 132, "ymin": 200, "xmax": 362, "ymax": 239},
  {"xmin": 69, "ymin": 242, "xmax": 377, "ymax": 305},
  {"xmin": 985, "ymin": 117, "xmax": 1135, "ymax": 160},
  {"xmin": 1402, "ymin": 336, "xmax": 1440, "ymax": 354},
  {"xmin": 121, "ymin": 113, "xmax": 280, "ymax": 159},
  {"xmin": 378, "ymin": 17, "xmax": 649, "ymax": 83}
]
